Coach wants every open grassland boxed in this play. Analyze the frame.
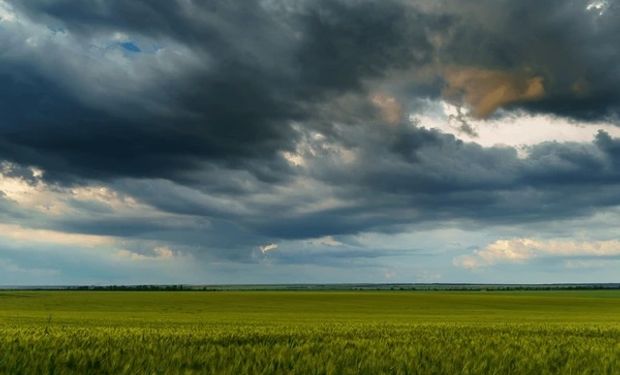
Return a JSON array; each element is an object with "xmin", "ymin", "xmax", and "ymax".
[{"xmin": 1, "ymin": 291, "xmax": 619, "ymax": 374}]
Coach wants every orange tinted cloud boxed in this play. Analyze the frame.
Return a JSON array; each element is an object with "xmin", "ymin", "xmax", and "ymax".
[
  {"xmin": 371, "ymin": 93, "xmax": 403, "ymax": 124},
  {"xmin": 443, "ymin": 67, "xmax": 545, "ymax": 118}
]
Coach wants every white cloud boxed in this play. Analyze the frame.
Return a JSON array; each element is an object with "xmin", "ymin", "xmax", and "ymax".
[
  {"xmin": 71, "ymin": 185, "xmax": 143, "ymax": 210},
  {"xmin": 116, "ymin": 246, "xmax": 178, "ymax": 261},
  {"xmin": 308, "ymin": 236, "xmax": 344, "ymax": 247},
  {"xmin": 587, "ymin": 0, "xmax": 608, "ymax": 15},
  {"xmin": 412, "ymin": 101, "xmax": 620, "ymax": 151},
  {"xmin": 0, "ymin": 164, "xmax": 64, "ymax": 214},
  {"xmin": 282, "ymin": 151, "xmax": 306, "ymax": 167},
  {"xmin": 259, "ymin": 243, "xmax": 278, "ymax": 254},
  {"xmin": 0, "ymin": 223, "xmax": 115, "ymax": 248},
  {"xmin": 281, "ymin": 126, "xmax": 357, "ymax": 168},
  {"xmin": 455, "ymin": 238, "xmax": 620, "ymax": 269},
  {"xmin": 0, "ymin": 0, "xmax": 15, "ymax": 23},
  {"xmin": 0, "ymin": 163, "xmax": 199, "ymax": 230}
]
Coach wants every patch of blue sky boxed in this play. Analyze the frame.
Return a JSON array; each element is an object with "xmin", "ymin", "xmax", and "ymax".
[
  {"xmin": 114, "ymin": 39, "xmax": 163, "ymax": 55},
  {"xmin": 120, "ymin": 41, "xmax": 141, "ymax": 53}
]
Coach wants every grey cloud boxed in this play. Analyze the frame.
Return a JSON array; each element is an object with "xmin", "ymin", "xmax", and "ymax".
[
  {"xmin": 3, "ymin": 0, "xmax": 620, "ymax": 188},
  {"xmin": 0, "ymin": 0, "xmax": 440, "ymax": 186},
  {"xmin": 3, "ymin": 0, "xmax": 620, "ymax": 266},
  {"xmin": 435, "ymin": 0, "xmax": 620, "ymax": 121},
  {"xmin": 83, "ymin": 124, "xmax": 620, "ymax": 247}
]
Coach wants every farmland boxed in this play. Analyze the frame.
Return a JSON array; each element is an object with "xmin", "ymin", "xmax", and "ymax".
[{"xmin": 1, "ymin": 291, "xmax": 619, "ymax": 374}]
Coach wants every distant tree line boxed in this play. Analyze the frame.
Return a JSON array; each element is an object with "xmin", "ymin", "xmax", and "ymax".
[
  {"xmin": 69, "ymin": 285, "xmax": 220, "ymax": 291},
  {"xmin": 3, "ymin": 283, "xmax": 618, "ymax": 292},
  {"xmin": 62, "ymin": 283, "xmax": 620, "ymax": 292}
]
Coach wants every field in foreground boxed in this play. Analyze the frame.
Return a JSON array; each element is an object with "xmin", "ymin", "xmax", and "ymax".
[{"xmin": 0, "ymin": 291, "xmax": 619, "ymax": 374}]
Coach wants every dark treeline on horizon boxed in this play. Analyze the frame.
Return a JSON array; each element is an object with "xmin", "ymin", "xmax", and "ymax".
[{"xmin": 2, "ymin": 283, "xmax": 619, "ymax": 292}]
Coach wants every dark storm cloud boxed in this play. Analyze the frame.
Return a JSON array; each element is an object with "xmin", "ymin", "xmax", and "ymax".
[
  {"xmin": 66, "ymin": 123, "xmax": 620, "ymax": 249},
  {"xmin": 3, "ymin": 0, "xmax": 620, "ymax": 185},
  {"xmin": 4, "ymin": 0, "xmax": 620, "ymax": 262},
  {"xmin": 243, "ymin": 124, "xmax": 620, "ymax": 240},
  {"xmin": 0, "ymin": 0, "xmax": 440, "ymax": 184},
  {"xmin": 0, "ymin": 8, "xmax": 298, "ymax": 182},
  {"xmin": 435, "ymin": 0, "xmax": 620, "ymax": 121}
]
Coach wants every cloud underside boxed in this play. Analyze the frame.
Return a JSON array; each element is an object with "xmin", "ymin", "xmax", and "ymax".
[
  {"xmin": 1, "ymin": 0, "xmax": 620, "ymax": 281},
  {"xmin": 455, "ymin": 238, "xmax": 620, "ymax": 269}
]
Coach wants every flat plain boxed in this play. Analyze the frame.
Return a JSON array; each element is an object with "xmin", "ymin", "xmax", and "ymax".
[{"xmin": 1, "ymin": 290, "xmax": 619, "ymax": 374}]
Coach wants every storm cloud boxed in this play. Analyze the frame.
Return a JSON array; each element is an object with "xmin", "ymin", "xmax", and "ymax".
[{"xmin": 1, "ymin": 0, "xmax": 620, "ymax": 283}]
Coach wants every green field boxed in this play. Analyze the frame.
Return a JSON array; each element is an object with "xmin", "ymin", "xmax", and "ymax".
[{"xmin": 1, "ymin": 291, "xmax": 619, "ymax": 374}]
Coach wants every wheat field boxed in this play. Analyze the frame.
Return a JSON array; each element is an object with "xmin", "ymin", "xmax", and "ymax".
[{"xmin": 1, "ymin": 291, "xmax": 619, "ymax": 374}]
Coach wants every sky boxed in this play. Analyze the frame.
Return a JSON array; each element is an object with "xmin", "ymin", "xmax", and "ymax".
[{"xmin": 1, "ymin": 0, "xmax": 620, "ymax": 285}]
